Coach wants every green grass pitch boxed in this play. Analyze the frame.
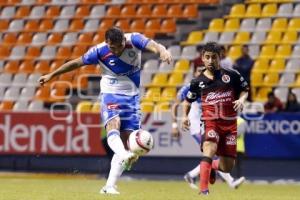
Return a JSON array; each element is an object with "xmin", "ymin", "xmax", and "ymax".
[{"xmin": 0, "ymin": 173, "xmax": 299, "ymax": 200}]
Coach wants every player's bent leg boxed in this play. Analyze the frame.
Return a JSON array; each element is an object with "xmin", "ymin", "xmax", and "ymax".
[
  {"xmin": 230, "ymin": 176, "xmax": 246, "ymax": 189},
  {"xmin": 218, "ymin": 156, "xmax": 235, "ymax": 173},
  {"xmin": 217, "ymin": 171, "xmax": 234, "ymax": 186},
  {"xmin": 120, "ymin": 130, "xmax": 139, "ymax": 171},
  {"xmin": 184, "ymin": 164, "xmax": 200, "ymax": 190}
]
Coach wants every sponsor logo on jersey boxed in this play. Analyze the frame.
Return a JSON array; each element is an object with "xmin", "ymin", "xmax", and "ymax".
[
  {"xmin": 207, "ymin": 130, "xmax": 217, "ymax": 138},
  {"xmin": 226, "ymin": 135, "xmax": 236, "ymax": 145},
  {"xmin": 107, "ymin": 103, "xmax": 119, "ymax": 110},
  {"xmin": 109, "ymin": 59, "xmax": 115, "ymax": 66},
  {"xmin": 205, "ymin": 91, "xmax": 232, "ymax": 102},
  {"xmin": 187, "ymin": 91, "xmax": 196, "ymax": 99},
  {"xmin": 222, "ymin": 74, "xmax": 230, "ymax": 83},
  {"xmin": 199, "ymin": 81, "xmax": 205, "ymax": 88}
]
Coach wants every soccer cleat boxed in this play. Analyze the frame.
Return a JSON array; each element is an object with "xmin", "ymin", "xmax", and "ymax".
[
  {"xmin": 230, "ymin": 176, "xmax": 246, "ymax": 189},
  {"xmin": 121, "ymin": 152, "xmax": 139, "ymax": 171},
  {"xmin": 100, "ymin": 185, "xmax": 120, "ymax": 195},
  {"xmin": 209, "ymin": 169, "xmax": 216, "ymax": 184},
  {"xmin": 183, "ymin": 173, "xmax": 198, "ymax": 190},
  {"xmin": 199, "ymin": 189, "xmax": 209, "ymax": 195}
]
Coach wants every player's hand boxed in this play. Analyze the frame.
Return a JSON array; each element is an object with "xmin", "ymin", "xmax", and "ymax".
[
  {"xmin": 38, "ymin": 74, "xmax": 53, "ymax": 86},
  {"xmin": 233, "ymin": 99, "xmax": 245, "ymax": 112},
  {"xmin": 181, "ymin": 117, "xmax": 190, "ymax": 131},
  {"xmin": 171, "ymin": 126, "xmax": 181, "ymax": 139},
  {"xmin": 160, "ymin": 50, "xmax": 172, "ymax": 64}
]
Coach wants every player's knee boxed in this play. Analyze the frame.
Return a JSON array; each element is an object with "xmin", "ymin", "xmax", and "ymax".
[
  {"xmin": 106, "ymin": 117, "xmax": 121, "ymax": 132},
  {"xmin": 202, "ymin": 141, "xmax": 217, "ymax": 157},
  {"xmin": 219, "ymin": 161, "xmax": 235, "ymax": 172}
]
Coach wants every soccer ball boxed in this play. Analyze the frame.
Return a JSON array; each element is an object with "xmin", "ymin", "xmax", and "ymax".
[{"xmin": 127, "ymin": 129, "xmax": 154, "ymax": 156}]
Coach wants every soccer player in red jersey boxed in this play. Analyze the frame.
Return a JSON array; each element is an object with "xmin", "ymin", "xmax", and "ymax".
[{"xmin": 182, "ymin": 42, "xmax": 249, "ymax": 195}]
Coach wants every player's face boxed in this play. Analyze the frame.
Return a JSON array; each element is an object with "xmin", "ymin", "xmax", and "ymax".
[
  {"xmin": 202, "ymin": 51, "xmax": 220, "ymax": 71},
  {"xmin": 107, "ymin": 38, "xmax": 126, "ymax": 56}
]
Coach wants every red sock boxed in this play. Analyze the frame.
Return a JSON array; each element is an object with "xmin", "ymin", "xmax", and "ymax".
[
  {"xmin": 212, "ymin": 159, "xmax": 219, "ymax": 170},
  {"xmin": 200, "ymin": 158, "xmax": 212, "ymax": 192}
]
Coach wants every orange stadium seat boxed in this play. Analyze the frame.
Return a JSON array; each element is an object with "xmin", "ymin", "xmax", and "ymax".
[
  {"xmin": 50, "ymin": 87, "xmax": 66, "ymax": 102},
  {"xmin": 0, "ymin": 101, "xmax": 14, "ymax": 111},
  {"xmin": 72, "ymin": 46, "xmax": 87, "ymax": 59},
  {"xmin": 161, "ymin": 19, "xmax": 176, "ymax": 33},
  {"xmin": 136, "ymin": 5, "xmax": 152, "ymax": 18},
  {"xmin": 59, "ymin": 72, "xmax": 74, "ymax": 82},
  {"xmin": 15, "ymin": 6, "xmax": 30, "ymax": 18},
  {"xmin": 17, "ymin": 33, "xmax": 33, "ymax": 44},
  {"xmin": 130, "ymin": 19, "xmax": 145, "ymax": 33},
  {"xmin": 47, "ymin": 33, "xmax": 62, "ymax": 45},
  {"xmin": 106, "ymin": 6, "xmax": 121, "ymax": 18},
  {"xmin": 19, "ymin": 60, "xmax": 35, "ymax": 74},
  {"xmin": 121, "ymin": 5, "xmax": 136, "ymax": 18},
  {"xmin": 50, "ymin": 60, "xmax": 64, "ymax": 71},
  {"xmin": 0, "ymin": 46, "xmax": 10, "ymax": 59},
  {"xmin": 35, "ymin": 60, "xmax": 50, "ymax": 74},
  {"xmin": 115, "ymin": 19, "xmax": 130, "ymax": 32},
  {"xmin": 183, "ymin": 4, "xmax": 198, "ymax": 18},
  {"xmin": 93, "ymin": 31, "xmax": 105, "ymax": 44},
  {"xmin": 2, "ymin": 33, "xmax": 17, "ymax": 45},
  {"xmin": 46, "ymin": 6, "xmax": 61, "ymax": 18},
  {"xmin": 145, "ymin": 19, "xmax": 160, "ymax": 34},
  {"xmin": 0, "ymin": 20, "xmax": 9, "ymax": 31},
  {"xmin": 77, "ymin": 33, "xmax": 93, "ymax": 45},
  {"xmin": 69, "ymin": 19, "xmax": 84, "ymax": 31},
  {"xmin": 56, "ymin": 46, "xmax": 72, "ymax": 59},
  {"xmin": 167, "ymin": 5, "xmax": 183, "ymax": 18},
  {"xmin": 24, "ymin": 20, "xmax": 39, "ymax": 31},
  {"xmin": 75, "ymin": 5, "xmax": 90, "ymax": 18},
  {"xmin": 72, "ymin": 74, "xmax": 88, "ymax": 89},
  {"xmin": 80, "ymin": 65, "xmax": 96, "ymax": 74},
  {"xmin": 35, "ymin": 86, "xmax": 50, "ymax": 101},
  {"xmin": 152, "ymin": 5, "xmax": 167, "ymax": 17},
  {"xmin": 37, "ymin": 0, "xmax": 51, "ymax": 3},
  {"xmin": 4, "ymin": 61, "xmax": 19, "ymax": 74},
  {"xmin": 39, "ymin": 19, "xmax": 54, "ymax": 31},
  {"xmin": 7, "ymin": 0, "xmax": 21, "ymax": 3},
  {"xmin": 25, "ymin": 46, "xmax": 41, "ymax": 59},
  {"xmin": 99, "ymin": 19, "xmax": 115, "ymax": 31}
]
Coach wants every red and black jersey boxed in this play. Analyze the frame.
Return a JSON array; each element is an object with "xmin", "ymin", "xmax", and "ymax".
[{"xmin": 186, "ymin": 67, "xmax": 249, "ymax": 120}]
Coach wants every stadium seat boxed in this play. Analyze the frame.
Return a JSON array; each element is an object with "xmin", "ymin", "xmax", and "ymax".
[
  {"xmin": 268, "ymin": 58, "xmax": 285, "ymax": 73},
  {"xmin": 149, "ymin": 73, "xmax": 168, "ymax": 87},
  {"xmin": 155, "ymin": 101, "xmax": 171, "ymax": 112},
  {"xmin": 40, "ymin": 46, "xmax": 56, "ymax": 60},
  {"xmin": 99, "ymin": 19, "xmax": 115, "ymax": 31},
  {"xmin": 72, "ymin": 74, "xmax": 88, "ymax": 89},
  {"xmin": 60, "ymin": 5, "xmax": 75, "ymax": 18},
  {"xmin": 159, "ymin": 62, "xmax": 174, "ymax": 73},
  {"xmin": 224, "ymin": 19, "xmax": 240, "ymax": 32},
  {"xmin": 152, "ymin": 5, "xmax": 167, "ymax": 17},
  {"xmin": 69, "ymin": 19, "xmax": 84, "ymax": 31},
  {"xmin": 240, "ymin": 18, "xmax": 256, "ymax": 32},
  {"xmin": 24, "ymin": 20, "xmax": 39, "ymax": 31},
  {"xmin": 287, "ymin": 18, "xmax": 300, "ymax": 31},
  {"xmin": 285, "ymin": 59, "xmax": 300, "ymax": 73},
  {"xmin": 106, "ymin": 6, "xmax": 121, "ymax": 17},
  {"xmin": 49, "ymin": 87, "xmax": 66, "ymax": 102},
  {"xmin": 228, "ymin": 45, "xmax": 242, "ymax": 60},
  {"xmin": 168, "ymin": 73, "xmax": 183, "ymax": 86},
  {"xmin": 93, "ymin": 31, "xmax": 105, "ymax": 44},
  {"xmin": 39, "ymin": 19, "xmax": 54, "ymax": 31},
  {"xmin": 208, "ymin": 18, "xmax": 224, "ymax": 32},
  {"xmin": 4, "ymin": 61, "xmax": 19, "ymax": 73},
  {"xmin": 35, "ymin": 60, "xmax": 50, "ymax": 74},
  {"xmin": 89, "ymin": 5, "xmax": 105, "ymax": 18},
  {"xmin": 28, "ymin": 100, "xmax": 44, "ymax": 111},
  {"xmin": 26, "ymin": 73, "xmax": 41, "ymax": 87},
  {"xmin": 229, "ymin": 4, "xmax": 245, "ymax": 17},
  {"xmin": 160, "ymin": 87, "xmax": 176, "ymax": 101},
  {"xmin": 47, "ymin": 33, "xmax": 63, "ymax": 45},
  {"xmin": 144, "ymin": 59, "xmax": 159, "ymax": 74},
  {"xmin": 160, "ymin": 19, "xmax": 176, "ymax": 33},
  {"xmin": 9, "ymin": 46, "xmax": 26, "ymax": 60},
  {"xmin": 250, "ymin": 32, "xmax": 266, "ymax": 44},
  {"xmin": 279, "ymin": 72, "xmax": 295, "ymax": 86},
  {"xmin": 271, "ymin": 18, "xmax": 288, "ymax": 32},
  {"xmin": 277, "ymin": 3, "xmax": 293, "ymax": 17},
  {"xmin": 0, "ymin": 6, "xmax": 16, "ymax": 19},
  {"xmin": 72, "ymin": 46, "xmax": 88, "ymax": 59},
  {"xmin": 0, "ymin": 20, "xmax": 9, "ymax": 31},
  {"xmin": 0, "ymin": 46, "xmax": 11, "ymax": 59},
  {"xmin": 83, "ymin": 19, "xmax": 100, "ymax": 32},
  {"xmin": 252, "ymin": 58, "xmax": 269, "ymax": 73},
  {"xmin": 145, "ymin": 19, "xmax": 160, "ymax": 34},
  {"xmin": 254, "ymin": 87, "xmax": 272, "ymax": 102},
  {"xmin": 3, "ymin": 33, "xmax": 17, "ymax": 45},
  {"xmin": 219, "ymin": 32, "xmax": 235, "ymax": 44},
  {"xmin": 143, "ymin": 88, "xmax": 161, "ymax": 102},
  {"xmin": 181, "ymin": 46, "xmax": 197, "ymax": 60},
  {"xmin": 15, "ymin": 6, "xmax": 30, "ymax": 18},
  {"xmin": 291, "ymin": 88, "xmax": 300, "ymax": 101},
  {"xmin": 19, "ymin": 60, "xmax": 35, "ymax": 74},
  {"xmin": 264, "ymin": 31, "xmax": 282, "ymax": 44},
  {"xmin": 182, "ymin": 4, "xmax": 198, "ymax": 18},
  {"xmin": 45, "ymin": 6, "xmax": 60, "ymax": 18},
  {"xmin": 19, "ymin": 86, "xmax": 36, "ymax": 100},
  {"xmin": 263, "ymin": 73, "xmax": 279, "ymax": 87},
  {"xmin": 251, "ymin": 72, "xmax": 264, "ymax": 87},
  {"xmin": 140, "ymin": 101, "xmax": 154, "ymax": 112},
  {"xmin": 275, "ymin": 45, "xmax": 291, "ymax": 58},
  {"xmin": 256, "ymin": 18, "xmax": 271, "ymax": 32},
  {"xmin": 261, "ymin": 3, "xmax": 277, "ymax": 17},
  {"xmin": 174, "ymin": 59, "xmax": 190, "ymax": 73},
  {"xmin": 274, "ymin": 87, "xmax": 288, "ymax": 103},
  {"xmin": 291, "ymin": 45, "xmax": 300, "ymax": 58},
  {"xmin": 75, "ymin": 5, "xmax": 90, "ymax": 18},
  {"xmin": 35, "ymin": 86, "xmax": 50, "ymax": 101},
  {"xmin": 136, "ymin": 5, "xmax": 151, "ymax": 18},
  {"xmin": 13, "ymin": 100, "xmax": 29, "ymax": 111},
  {"xmin": 202, "ymin": 32, "xmax": 219, "ymax": 43},
  {"xmin": 115, "ymin": 19, "xmax": 130, "ymax": 32},
  {"xmin": 290, "ymin": 75, "xmax": 300, "ymax": 87},
  {"xmin": 167, "ymin": 45, "xmax": 181, "ymax": 60},
  {"xmin": 245, "ymin": 4, "xmax": 261, "ymax": 17},
  {"xmin": 130, "ymin": 19, "xmax": 145, "ymax": 33},
  {"xmin": 53, "ymin": 19, "xmax": 69, "ymax": 32},
  {"xmin": 167, "ymin": 4, "xmax": 183, "ymax": 18},
  {"xmin": 56, "ymin": 46, "xmax": 72, "ymax": 59},
  {"xmin": 12, "ymin": 73, "xmax": 27, "ymax": 87},
  {"xmin": 281, "ymin": 31, "xmax": 297, "ymax": 44},
  {"xmin": 121, "ymin": 5, "xmax": 136, "ymax": 18},
  {"xmin": 3, "ymin": 87, "xmax": 20, "ymax": 101},
  {"xmin": 181, "ymin": 31, "xmax": 203, "ymax": 46},
  {"xmin": 259, "ymin": 45, "xmax": 275, "ymax": 59},
  {"xmin": 0, "ymin": 101, "xmax": 14, "ymax": 111},
  {"xmin": 17, "ymin": 33, "xmax": 32, "ymax": 44},
  {"xmin": 233, "ymin": 32, "xmax": 250, "ymax": 44}
]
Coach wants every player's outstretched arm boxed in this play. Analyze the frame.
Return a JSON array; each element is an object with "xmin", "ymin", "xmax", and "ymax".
[
  {"xmin": 181, "ymin": 100, "xmax": 191, "ymax": 131},
  {"xmin": 145, "ymin": 40, "xmax": 172, "ymax": 64},
  {"xmin": 38, "ymin": 57, "xmax": 84, "ymax": 86},
  {"xmin": 233, "ymin": 91, "xmax": 248, "ymax": 111}
]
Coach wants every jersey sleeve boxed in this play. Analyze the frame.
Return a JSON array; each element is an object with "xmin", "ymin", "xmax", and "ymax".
[
  {"xmin": 177, "ymin": 85, "xmax": 190, "ymax": 102},
  {"xmin": 185, "ymin": 79, "xmax": 200, "ymax": 103},
  {"xmin": 131, "ymin": 33, "xmax": 150, "ymax": 50},
  {"xmin": 82, "ymin": 45, "xmax": 99, "ymax": 65},
  {"xmin": 232, "ymin": 69, "xmax": 249, "ymax": 94}
]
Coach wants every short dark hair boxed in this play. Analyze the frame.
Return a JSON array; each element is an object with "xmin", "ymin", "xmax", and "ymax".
[
  {"xmin": 105, "ymin": 26, "xmax": 124, "ymax": 44},
  {"xmin": 202, "ymin": 42, "xmax": 221, "ymax": 55}
]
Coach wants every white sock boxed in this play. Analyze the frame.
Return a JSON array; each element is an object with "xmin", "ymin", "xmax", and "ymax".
[
  {"xmin": 106, "ymin": 154, "xmax": 124, "ymax": 187},
  {"xmin": 217, "ymin": 171, "xmax": 234, "ymax": 184},
  {"xmin": 188, "ymin": 164, "xmax": 200, "ymax": 178},
  {"xmin": 107, "ymin": 129, "xmax": 127, "ymax": 157}
]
